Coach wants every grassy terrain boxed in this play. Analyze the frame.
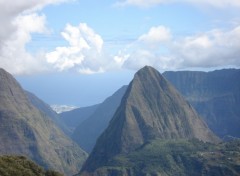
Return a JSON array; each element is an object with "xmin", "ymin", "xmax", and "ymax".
[{"xmin": 0, "ymin": 155, "xmax": 64, "ymax": 176}]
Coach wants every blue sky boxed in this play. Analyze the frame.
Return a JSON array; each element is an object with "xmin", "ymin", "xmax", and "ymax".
[{"xmin": 1, "ymin": 0, "xmax": 240, "ymax": 106}]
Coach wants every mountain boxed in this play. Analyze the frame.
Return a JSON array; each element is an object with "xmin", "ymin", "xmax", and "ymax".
[
  {"xmin": 0, "ymin": 155, "xmax": 63, "ymax": 176},
  {"xmin": 26, "ymin": 91, "xmax": 70, "ymax": 135},
  {"xmin": 72, "ymin": 86, "xmax": 127, "ymax": 153},
  {"xmin": 163, "ymin": 69, "xmax": 240, "ymax": 138},
  {"xmin": 0, "ymin": 68, "xmax": 87, "ymax": 175},
  {"xmin": 60, "ymin": 104, "xmax": 99, "ymax": 134},
  {"xmin": 80, "ymin": 66, "xmax": 219, "ymax": 174}
]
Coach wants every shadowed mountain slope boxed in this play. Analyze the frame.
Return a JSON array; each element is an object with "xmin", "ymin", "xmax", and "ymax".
[
  {"xmin": 0, "ymin": 68, "xmax": 87, "ymax": 176},
  {"xmin": 80, "ymin": 66, "xmax": 219, "ymax": 174},
  {"xmin": 26, "ymin": 91, "xmax": 70, "ymax": 135},
  {"xmin": 163, "ymin": 69, "xmax": 240, "ymax": 138},
  {"xmin": 60, "ymin": 104, "xmax": 99, "ymax": 134},
  {"xmin": 72, "ymin": 86, "xmax": 127, "ymax": 153}
]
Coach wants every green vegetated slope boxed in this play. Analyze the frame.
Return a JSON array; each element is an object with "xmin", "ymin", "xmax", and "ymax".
[
  {"xmin": 163, "ymin": 69, "xmax": 240, "ymax": 138},
  {"xmin": 0, "ymin": 68, "xmax": 87, "ymax": 175},
  {"xmin": 80, "ymin": 139, "xmax": 240, "ymax": 176},
  {"xmin": 80, "ymin": 66, "xmax": 219, "ymax": 175},
  {"xmin": 0, "ymin": 155, "xmax": 64, "ymax": 176}
]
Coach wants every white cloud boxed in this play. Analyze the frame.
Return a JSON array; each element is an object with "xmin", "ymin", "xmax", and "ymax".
[
  {"xmin": 0, "ymin": 13, "xmax": 48, "ymax": 75},
  {"xmin": 138, "ymin": 26, "xmax": 171, "ymax": 45},
  {"xmin": 0, "ymin": 0, "xmax": 70, "ymax": 75},
  {"xmin": 115, "ymin": 0, "xmax": 240, "ymax": 8},
  {"xmin": 173, "ymin": 26, "xmax": 240, "ymax": 68},
  {"xmin": 46, "ymin": 23, "xmax": 111, "ymax": 74},
  {"xmin": 120, "ymin": 25, "xmax": 240, "ymax": 71},
  {"xmin": 117, "ymin": 25, "xmax": 175, "ymax": 70}
]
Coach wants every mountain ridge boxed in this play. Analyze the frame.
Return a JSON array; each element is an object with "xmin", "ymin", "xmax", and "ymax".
[{"xmin": 163, "ymin": 69, "xmax": 240, "ymax": 138}]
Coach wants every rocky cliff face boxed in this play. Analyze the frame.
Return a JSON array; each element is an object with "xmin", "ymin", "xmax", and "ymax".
[
  {"xmin": 80, "ymin": 66, "xmax": 218, "ymax": 174},
  {"xmin": 163, "ymin": 69, "xmax": 240, "ymax": 138},
  {"xmin": 0, "ymin": 68, "xmax": 87, "ymax": 175}
]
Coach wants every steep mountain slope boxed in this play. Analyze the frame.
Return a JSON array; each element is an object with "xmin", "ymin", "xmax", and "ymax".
[
  {"xmin": 0, "ymin": 155, "xmax": 64, "ymax": 176},
  {"xmin": 26, "ymin": 91, "xmax": 70, "ymax": 135},
  {"xmin": 163, "ymin": 69, "xmax": 240, "ymax": 138},
  {"xmin": 80, "ymin": 66, "xmax": 218, "ymax": 174},
  {"xmin": 0, "ymin": 68, "xmax": 87, "ymax": 175},
  {"xmin": 60, "ymin": 104, "xmax": 99, "ymax": 133},
  {"xmin": 73, "ymin": 86, "xmax": 127, "ymax": 153}
]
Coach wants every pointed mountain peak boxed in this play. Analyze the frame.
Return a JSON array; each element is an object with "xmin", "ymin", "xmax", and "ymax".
[
  {"xmin": 136, "ymin": 65, "xmax": 156, "ymax": 73},
  {"xmin": 133, "ymin": 65, "xmax": 161, "ymax": 79},
  {"xmin": 81, "ymin": 66, "xmax": 219, "ymax": 174}
]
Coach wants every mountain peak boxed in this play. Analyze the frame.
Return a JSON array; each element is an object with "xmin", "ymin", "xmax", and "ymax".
[
  {"xmin": 81, "ymin": 66, "xmax": 219, "ymax": 174},
  {"xmin": 134, "ymin": 65, "xmax": 161, "ymax": 79}
]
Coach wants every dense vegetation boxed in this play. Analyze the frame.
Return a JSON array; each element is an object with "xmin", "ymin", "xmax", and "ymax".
[
  {"xmin": 83, "ymin": 139, "xmax": 240, "ymax": 176},
  {"xmin": 0, "ymin": 155, "xmax": 64, "ymax": 176}
]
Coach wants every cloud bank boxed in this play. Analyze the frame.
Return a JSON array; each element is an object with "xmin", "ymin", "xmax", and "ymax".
[
  {"xmin": 0, "ymin": 0, "xmax": 239, "ymax": 75},
  {"xmin": 0, "ymin": 0, "xmax": 68, "ymax": 75},
  {"xmin": 119, "ymin": 25, "xmax": 240, "ymax": 71}
]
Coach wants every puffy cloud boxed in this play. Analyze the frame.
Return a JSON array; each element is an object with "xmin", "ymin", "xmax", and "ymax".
[
  {"xmin": 46, "ymin": 23, "xmax": 110, "ymax": 74},
  {"xmin": 120, "ymin": 25, "xmax": 240, "ymax": 71},
  {"xmin": 115, "ymin": 0, "xmax": 240, "ymax": 8},
  {"xmin": 173, "ymin": 26, "xmax": 240, "ymax": 68},
  {"xmin": 0, "ymin": 0, "xmax": 70, "ymax": 75},
  {"xmin": 117, "ymin": 25, "xmax": 175, "ymax": 70},
  {"xmin": 0, "ymin": 13, "xmax": 48, "ymax": 75},
  {"xmin": 138, "ymin": 26, "xmax": 171, "ymax": 46}
]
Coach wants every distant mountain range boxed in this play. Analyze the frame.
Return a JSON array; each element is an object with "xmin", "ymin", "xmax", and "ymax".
[
  {"xmin": 80, "ymin": 66, "xmax": 219, "ymax": 175},
  {"xmin": 72, "ymin": 86, "xmax": 127, "ymax": 153},
  {"xmin": 1, "ymin": 66, "xmax": 240, "ymax": 176},
  {"xmin": 0, "ymin": 68, "xmax": 87, "ymax": 175},
  {"xmin": 60, "ymin": 104, "xmax": 99, "ymax": 134},
  {"xmin": 163, "ymin": 69, "xmax": 240, "ymax": 138}
]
